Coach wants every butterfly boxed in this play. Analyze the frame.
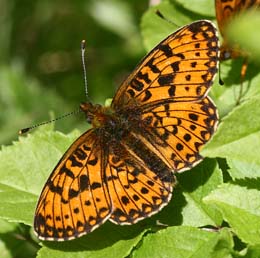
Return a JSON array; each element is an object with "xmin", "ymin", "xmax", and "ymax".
[
  {"xmin": 215, "ymin": 0, "xmax": 260, "ymax": 101},
  {"xmin": 34, "ymin": 20, "xmax": 219, "ymax": 241}
]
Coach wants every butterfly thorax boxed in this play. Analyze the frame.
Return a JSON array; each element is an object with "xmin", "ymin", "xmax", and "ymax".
[{"xmin": 80, "ymin": 102, "xmax": 142, "ymax": 140}]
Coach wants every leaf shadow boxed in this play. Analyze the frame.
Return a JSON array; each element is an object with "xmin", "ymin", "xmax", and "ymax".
[
  {"xmin": 221, "ymin": 58, "xmax": 260, "ymax": 93},
  {"xmin": 143, "ymin": 158, "xmax": 219, "ymax": 227},
  {"xmin": 0, "ymin": 225, "xmax": 38, "ymax": 258},
  {"xmin": 42, "ymin": 220, "xmax": 147, "ymax": 252},
  {"xmin": 232, "ymin": 177, "xmax": 260, "ymax": 191},
  {"xmin": 177, "ymin": 158, "xmax": 218, "ymax": 193}
]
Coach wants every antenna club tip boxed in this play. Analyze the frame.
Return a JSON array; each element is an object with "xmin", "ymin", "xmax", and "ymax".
[
  {"xmin": 81, "ymin": 40, "xmax": 86, "ymax": 49},
  {"xmin": 19, "ymin": 128, "xmax": 30, "ymax": 135},
  {"xmin": 219, "ymin": 78, "xmax": 225, "ymax": 85},
  {"xmin": 155, "ymin": 9, "xmax": 163, "ymax": 18},
  {"xmin": 155, "ymin": 10, "xmax": 178, "ymax": 27}
]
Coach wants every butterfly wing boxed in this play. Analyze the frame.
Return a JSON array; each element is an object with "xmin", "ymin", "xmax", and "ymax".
[
  {"xmin": 139, "ymin": 96, "xmax": 218, "ymax": 172},
  {"xmin": 34, "ymin": 130, "xmax": 112, "ymax": 241},
  {"xmin": 215, "ymin": 0, "xmax": 237, "ymax": 37},
  {"xmin": 112, "ymin": 20, "xmax": 219, "ymax": 109},
  {"xmin": 104, "ymin": 134, "xmax": 175, "ymax": 224},
  {"xmin": 34, "ymin": 129, "xmax": 175, "ymax": 236}
]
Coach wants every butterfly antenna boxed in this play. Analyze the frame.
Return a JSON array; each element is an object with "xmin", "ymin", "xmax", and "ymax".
[
  {"xmin": 19, "ymin": 109, "xmax": 81, "ymax": 135},
  {"xmin": 81, "ymin": 40, "xmax": 89, "ymax": 100},
  {"xmin": 218, "ymin": 62, "xmax": 224, "ymax": 85},
  {"xmin": 19, "ymin": 41, "xmax": 91, "ymax": 135},
  {"xmin": 155, "ymin": 10, "xmax": 179, "ymax": 27}
]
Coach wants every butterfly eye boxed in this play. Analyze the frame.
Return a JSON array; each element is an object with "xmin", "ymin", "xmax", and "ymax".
[{"xmin": 222, "ymin": 50, "xmax": 231, "ymax": 60}]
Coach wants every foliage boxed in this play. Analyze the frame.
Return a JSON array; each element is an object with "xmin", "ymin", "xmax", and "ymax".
[{"xmin": 1, "ymin": 0, "xmax": 260, "ymax": 257}]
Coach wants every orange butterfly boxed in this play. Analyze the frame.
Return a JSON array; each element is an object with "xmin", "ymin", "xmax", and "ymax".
[
  {"xmin": 34, "ymin": 20, "xmax": 219, "ymax": 241},
  {"xmin": 215, "ymin": 0, "xmax": 260, "ymax": 100}
]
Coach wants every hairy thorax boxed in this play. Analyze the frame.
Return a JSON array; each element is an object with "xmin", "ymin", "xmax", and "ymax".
[{"xmin": 80, "ymin": 102, "xmax": 142, "ymax": 143}]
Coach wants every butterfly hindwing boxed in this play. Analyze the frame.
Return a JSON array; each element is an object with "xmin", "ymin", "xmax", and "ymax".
[
  {"xmin": 105, "ymin": 135, "xmax": 175, "ymax": 224},
  {"xmin": 34, "ymin": 130, "xmax": 112, "ymax": 241},
  {"xmin": 139, "ymin": 97, "xmax": 218, "ymax": 172}
]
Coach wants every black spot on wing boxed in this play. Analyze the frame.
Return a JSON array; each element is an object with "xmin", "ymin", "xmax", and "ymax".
[
  {"xmin": 158, "ymin": 74, "xmax": 174, "ymax": 86},
  {"xmin": 158, "ymin": 44, "xmax": 173, "ymax": 57}
]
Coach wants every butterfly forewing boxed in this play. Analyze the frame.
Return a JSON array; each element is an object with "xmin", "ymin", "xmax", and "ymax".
[{"xmin": 112, "ymin": 20, "xmax": 219, "ymax": 109}]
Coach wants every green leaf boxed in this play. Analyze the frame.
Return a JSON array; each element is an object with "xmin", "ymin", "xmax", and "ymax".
[
  {"xmin": 0, "ymin": 184, "xmax": 35, "ymax": 225},
  {"xmin": 174, "ymin": 0, "xmax": 216, "ymax": 17},
  {"xmin": 0, "ymin": 129, "xmax": 80, "ymax": 225},
  {"xmin": 141, "ymin": 0, "xmax": 204, "ymax": 51},
  {"xmin": 210, "ymin": 57, "xmax": 260, "ymax": 118},
  {"xmin": 89, "ymin": 1, "xmax": 138, "ymax": 39},
  {"xmin": 133, "ymin": 226, "xmax": 234, "ymax": 258},
  {"xmin": 204, "ymin": 184, "xmax": 260, "ymax": 245},
  {"xmin": 0, "ymin": 220, "xmax": 38, "ymax": 258},
  {"xmin": 37, "ymin": 224, "xmax": 147, "ymax": 258},
  {"xmin": 243, "ymin": 245, "xmax": 260, "ymax": 258},
  {"xmin": 178, "ymin": 159, "xmax": 223, "ymax": 226},
  {"xmin": 202, "ymin": 93, "xmax": 260, "ymax": 179}
]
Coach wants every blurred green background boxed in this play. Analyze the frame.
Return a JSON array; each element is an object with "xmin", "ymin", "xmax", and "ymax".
[{"xmin": 0, "ymin": 0, "xmax": 149, "ymax": 145}]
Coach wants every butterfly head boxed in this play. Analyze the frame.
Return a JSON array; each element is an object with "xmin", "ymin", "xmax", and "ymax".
[
  {"xmin": 220, "ymin": 41, "xmax": 246, "ymax": 61},
  {"xmin": 220, "ymin": 47, "xmax": 232, "ymax": 60},
  {"xmin": 80, "ymin": 102, "xmax": 115, "ymax": 128}
]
